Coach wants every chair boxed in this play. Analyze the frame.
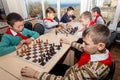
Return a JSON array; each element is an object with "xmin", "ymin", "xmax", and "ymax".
[
  {"xmin": 106, "ymin": 21, "xmax": 111, "ymax": 27},
  {"xmin": 104, "ymin": 60, "xmax": 115, "ymax": 80},
  {"xmin": 54, "ymin": 16, "xmax": 59, "ymax": 22},
  {"xmin": 24, "ymin": 21, "xmax": 33, "ymax": 30},
  {"xmin": 33, "ymin": 23, "xmax": 45, "ymax": 35},
  {"xmin": 107, "ymin": 31, "xmax": 117, "ymax": 50},
  {"xmin": 0, "ymin": 34, "xmax": 3, "ymax": 41},
  {"xmin": 115, "ymin": 21, "xmax": 120, "ymax": 43}
]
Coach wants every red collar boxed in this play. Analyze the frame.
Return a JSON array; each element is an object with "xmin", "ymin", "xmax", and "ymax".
[
  {"xmin": 94, "ymin": 14, "xmax": 101, "ymax": 23},
  {"xmin": 43, "ymin": 18, "xmax": 54, "ymax": 22},
  {"xmin": 77, "ymin": 52, "xmax": 112, "ymax": 68},
  {"xmin": 6, "ymin": 28, "xmax": 14, "ymax": 36},
  {"xmin": 6, "ymin": 28, "xmax": 28, "ymax": 40},
  {"xmin": 88, "ymin": 21, "xmax": 96, "ymax": 27}
]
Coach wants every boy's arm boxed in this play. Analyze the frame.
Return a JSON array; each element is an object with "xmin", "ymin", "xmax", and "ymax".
[
  {"xmin": 0, "ymin": 36, "xmax": 16, "ymax": 56},
  {"xmin": 44, "ymin": 20, "xmax": 58, "ymax": 29},
  {"xmin": 23, "ymin": 28, "xmax": 39, "ymax": 39},
  {"xmin": 71, "ymin": 41, "xmax": 83, "ymax": 52},
  {"xmin": 60, "ymin": 39, "xmax": 83, "ymax": 52},
  {"xmin": 36, "ymin": 62, "xmax": 109, "ymax": 80}
]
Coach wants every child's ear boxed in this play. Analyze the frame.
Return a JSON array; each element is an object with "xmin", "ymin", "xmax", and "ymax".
[{"xmin": 97, "ymin": 43, "xmax": 105, "ymax": 51}]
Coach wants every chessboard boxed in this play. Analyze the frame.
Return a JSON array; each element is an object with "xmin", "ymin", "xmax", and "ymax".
[
  {"xmin": 15, "ymin": 39, "xmax": 62, "ymax": 68},
  {"xmin": 57, "ymin": 26, "xmax": 78, "ymax": 35}
]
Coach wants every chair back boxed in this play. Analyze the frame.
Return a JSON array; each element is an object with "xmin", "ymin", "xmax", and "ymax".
[
  {"xmin": 104, "ymin": 60, "xmax": 115, "ymax": 80},
  {"xmin": 33, "ymin": 23, "xmax": 45, "ymax": 35},
  {"xmin": 24, "ymin": 21, "xmax": 33, "ymax": 30}
]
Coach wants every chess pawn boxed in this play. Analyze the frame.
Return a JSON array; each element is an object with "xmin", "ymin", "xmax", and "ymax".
[
  {"xmin": 36, "ymin": 39, "xmax": 39, "ymax": 43},
  {"xmin": 66, "ymin": 33, "xmax": 68, "ymax": 37},
  {"xmin": 21, "ymin": 48, "xmax": 24, "ymax": 53},
  {"xmin": 55, "ymin": 29, "xmax": 58, "ymax": 35},
  {"xmin": 46, "ymin": 39, "xmax": 48, "ymax": 44},
  {"xmin": 33, "ymin": 41, "xmax": 36, "ymax": 46},
  {"xmin": 16, "ymin": 50, "xmax": 19, "ymax": 55},
  {"xmin": 60, "ymin": 42, "xmax": 62, "ymax": 47},
  {"xmin": 41, "ymin": 40, "xmax": 43, "ymax": 43}
]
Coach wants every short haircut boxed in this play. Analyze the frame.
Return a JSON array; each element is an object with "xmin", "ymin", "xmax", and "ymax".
[
  {"xmin": 82, "ymin": 24, "xmax": 110, "ymax": 46},
  {"xmin": 81, "ymin": 11, "xmax": 92, "ymax": 20},
  {"xmin": 67, "ymin": 6, "xmax": 74, "ymax": 11},
  {"xmin": 7, "ymin": 12, "xmax": 23, "ymax": 27},
  {"xmin": 46, "ymin": 7, "xmax": 55, "ymax": 14},
  {"xmin": 91, "ymin": 7, "xmax": 101, "ymax": 14}
]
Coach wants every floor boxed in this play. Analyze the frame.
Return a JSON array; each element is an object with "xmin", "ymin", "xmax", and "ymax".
[{"xmin": 110, "ymin": 42, "xmax": 120, "ymax": 80}]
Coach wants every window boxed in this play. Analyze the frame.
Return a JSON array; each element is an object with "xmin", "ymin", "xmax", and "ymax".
[
  {"xmin": 60, "ymin": 0, "xmax": 80, "ymax": 20},
  {"xmin": 90, "ymin": 0, "xmax": 118, "ymax": 23},
  {"xmin": 44, "ymin": 0, "xmax": 57, "ymax": 17},
  {"xmin": 0, "ymin": 0, "xmax": 6, "ymax": 21},
  {"xmin": 25, "ymin": 0, "xmax": 43, "ymax": 19}
]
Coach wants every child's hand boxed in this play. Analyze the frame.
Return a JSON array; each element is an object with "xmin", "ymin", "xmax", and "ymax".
[
  {"xmin": 78, "ymin": 27, "xmax": 85, "ymax": 32},
  {"xmin": 59, "ymin": 22, "xmax": 64, "ymax": 26},
  {"xmin": 60, "ymin": 38, "xmax": 71, "ymax": 45},
  {"xmin": 25, "ymin": 38, "xmax": 33, "ymax": 44},
  {"xmin": 66, "ymin": 23, "xmax": 72, "ymax": 28},
  {"xmin": 21, "ymin": 66, "xmax": 39, "ymax": 78},
  {"xmin": 16, "ymin": 40, "xmax": 26, "ymax": 49}
]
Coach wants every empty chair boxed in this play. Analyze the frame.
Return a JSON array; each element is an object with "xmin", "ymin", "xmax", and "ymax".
[
  {"xmin": 104, "ymin": 60, "xmax": 115, "ymax": 80},
  {"xmin": 33, "ymin": 23, "xmax": 45, "ymax": 35},
  {"xmin": 24, "ymin": 21, "xmax": 33, "ymax": 30}
]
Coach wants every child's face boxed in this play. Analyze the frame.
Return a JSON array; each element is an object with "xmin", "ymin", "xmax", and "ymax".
[
  {"xmin": 47, "ymin": 12, "xmax": 55, "ymax": 19},
  {"xmin": 91, "ymin": 11, "xmax": 97, "ymax": 17},
  {"xmin": 67, "ymin": 10, "xmax": 74, "ymax": 16},
  {"xmin": 81, "ymin": 17, "xmax": 89, "ymax": 27},
  {"xmin": 10, "ymin": 21, "xmax": 24, "ymax": 33},
  {"xmin": 82, "ymin": 35, "xmax": 98, "ymax": 54}
]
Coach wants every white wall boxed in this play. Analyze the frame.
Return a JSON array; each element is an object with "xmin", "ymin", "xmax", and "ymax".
[
  {"xmin": 2, "ymin": 0, "xmax": 28, "ymax": 18},
  {"xmin": 80, "ymin": 0, "xmax": 90, "ymax": 14}
]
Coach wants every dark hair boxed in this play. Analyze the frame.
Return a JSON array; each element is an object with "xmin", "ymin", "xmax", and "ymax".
[
  {"xmin": 46, "ymin": 7, "xmax": 56, "ymax": 15},
  {"xmin": 67, "ymin": 6, "xmax": 74, "ymax": 11},
  {"xmin": 92, "ymin": 7, "xmax": 101, "ymax": 14},
  {"xmin": 7, "ymin": 12, "xmax": 23, "ymax": 27},
  {"xmin": 81, "ymin": 11, "xmax": 92, "ymax": 20},
  {"xmin": 82, "ymin": 24, "xmax": 110, "ymax": 46}
]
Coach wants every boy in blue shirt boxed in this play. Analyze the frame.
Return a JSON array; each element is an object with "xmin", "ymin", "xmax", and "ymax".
[
  {"xmin": 0, "ymin": 13, "xmax": 39, "ymax": 56},
  {"xmin": 61, "ymin": 6, "xmax": 76, "ymax": 23}
]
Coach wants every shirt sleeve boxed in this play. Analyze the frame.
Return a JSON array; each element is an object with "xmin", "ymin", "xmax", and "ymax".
[
  {"xmin": 37, "ymin": 62, "xmax": 110, "ymax": 80},
  {"xmin": 23, "ymin": 28, "xmax": 39, "ymax": 39},
  {"xmin": 0, "ymin": 35, "xmax": 16, "ymax": 56},
  {"xmin": 44, "ymin": 20, "xmax": 58, "ymax": 29},
  {"xmin": 71, "ymin": 41, "xmax": 83, "ymax": 52}
]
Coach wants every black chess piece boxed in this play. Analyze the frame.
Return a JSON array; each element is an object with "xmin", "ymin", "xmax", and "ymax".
[
  {"xmin": 60, "ymin": 42, "xmax": 62, "ymax": 47},
  {"xmin": 57, "ymin": 45, "xmax": 61, "ymax": 50}
]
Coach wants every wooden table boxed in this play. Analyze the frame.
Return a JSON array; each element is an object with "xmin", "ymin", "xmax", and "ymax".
[
  {"xmin": 0, "ymin": 68, "xmax": 18, "ymax": 80},
  {"xmin": 0, "ymin": 29, "xmax": 79, "ymax": 80}
]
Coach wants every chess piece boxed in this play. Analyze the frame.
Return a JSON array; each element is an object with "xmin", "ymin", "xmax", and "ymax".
[
  {"xmin": 55, "ymin": 29, "xmax": 58, "ymax": 35},
  {"xmin": 32, "ymin": 58, "xmax": 38, "ymax": 63},
  {"xmin": 25, "ymin": 56, "xmax": 31, "ymax": 60},
  {"xmin": 16, "ymin": 50, "xmax": 19, "ymax": 55},
  {"xmin": 66, "ymin": 33, "xmax": 68, "ymax": 37},
  {"xmin": 57, "ymin": 45, "xmax": 61, "ymax": 50},
  {"xmin": 60, "ymin": 42, "xmax": 62, "ymax": 47},
  {"xmin": 46, "ymin": 39, "xmax": 48, "ymax": 44}
]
